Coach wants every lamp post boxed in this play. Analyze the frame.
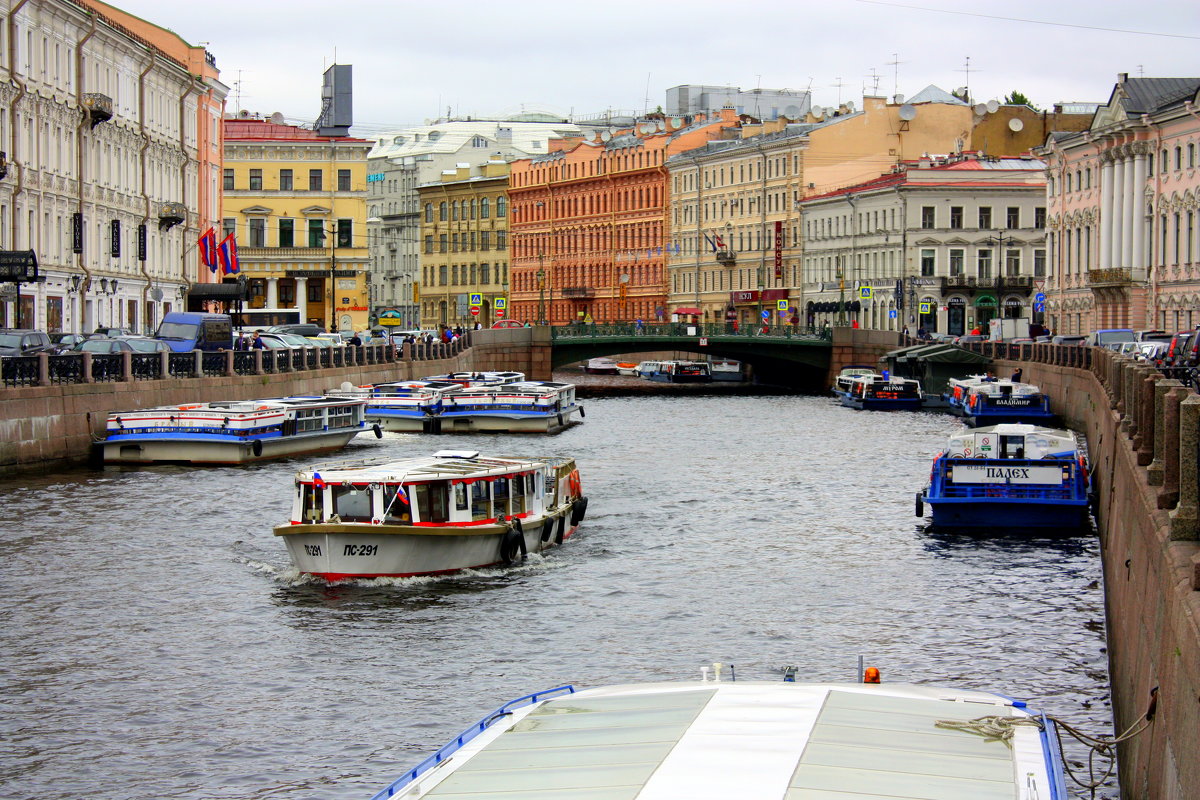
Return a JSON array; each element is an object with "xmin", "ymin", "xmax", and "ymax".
[{"xmin": 536, "ymin": 265, "xmax": 546, "ymax": 326}]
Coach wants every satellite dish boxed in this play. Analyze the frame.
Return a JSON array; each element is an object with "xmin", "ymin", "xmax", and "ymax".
[
  {"xmin": 1008, "ymin": 117, "xmax": 1025, "ymax": 132},
  {"xmin": 269, "ymin": 112, "xmax": 285, "ymax": 125},
  {"xmin": 986, "ymin": 99, "xmax": 1000, "ymax": 113},
  {"xmin": 656, "ymin": 120, "xmax": 666, "ymax": 131},
  {"xmin": 783, "ymin": 104, "xmax": 801, "ymax": 118},
  {"xmin": 151, "ymin": 287, "xmax": 164, "ymax": 301},
  {"xmin": 670, "ymin": 117, "xmax": 683, "ymax": 129},
  {"xmin": 973, "ymin": 103, "xmax": 987, "ymax": 116},
  {"xmin": 845, "ymin": 101, "xmax": 855, "ymax": 112},
  {"xmin": 811, "ymin": 105, "xmax": 824, "ymax": 117},
  {"xmin": 600, "ymin": 130, "xmax": 612, "ymax": 142},
  {"xmin": 898, "ymin": 104, "xmax": 917, "ymax": 121}
]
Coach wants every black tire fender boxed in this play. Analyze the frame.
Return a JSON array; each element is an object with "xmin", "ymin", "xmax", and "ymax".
[
  {"xmin": 570, "ymin": 496, "xmax": 589, "ymax": 526},
  {"xmin": 372, "ymin": 423, "xmax": 383, "ymax": 439},
  {"xmin": 915, "ymin": 492, "xmax": 924, "ymax": 518},
  {"xmin": 251, "ymin": 439, "xmax": 264, "ymax": 458},
  {"xmin": 579, "ymin": 405, "xmax": 585, "ymax": 418}
]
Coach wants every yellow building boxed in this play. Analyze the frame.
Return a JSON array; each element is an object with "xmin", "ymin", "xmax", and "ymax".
[
  {"xmin": 417, "ymin": 160, "xmax": 511, "ymax": 328},
  {"xmin": 222, "ymin": 116, "xmax": 372, "ymax": 332}
]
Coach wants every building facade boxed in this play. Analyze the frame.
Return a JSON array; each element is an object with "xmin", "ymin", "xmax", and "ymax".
[
  {"xmin": 222, "ymin": 117, "xmax": 371, "ymax": 333},
  {"xmin": 801, "ymin": 154, "xmax": 1047, "ymax": 336},
  {"xmin": 416, "ymin": 160, "xmax": 510, "ymax": 328},
  {"xmin": 1038, "ymin": 76, "xmax": 1200, "ymax": 334},
  {"xmin": 0, "ymin": 0, "xmax": 218, "ymax": 334},
  {"xmin": 508, "ymin": 111, "xmax": 740, "ymax": 326}
]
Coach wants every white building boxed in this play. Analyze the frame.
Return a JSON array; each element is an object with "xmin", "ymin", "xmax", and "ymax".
[
  {"xmin": 666, "ymin": 85, "xmax": 811, "ymax": 121},
  {"xmin": 800, "ymin": 153, "xmax": 1047, "ymax": 335},
  {"xmin": 366, "ymin": 115, "xmax": 580, "ymax": 328},
  {"xmin": 0, "ymin": 0, "xmax": 221, "ymax": 334}
]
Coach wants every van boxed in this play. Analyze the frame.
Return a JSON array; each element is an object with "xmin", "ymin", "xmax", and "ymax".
[
  {"xmin": 1083, "ymin": 329, "xmax": 1136, "ymax": 349},
  {"xmin": 155, "ymin": 312, "xmax": 234, "ymax": 352}
]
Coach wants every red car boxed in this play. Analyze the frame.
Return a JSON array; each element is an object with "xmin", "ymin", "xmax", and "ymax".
[{"xmin": 491, "ymin": 320, "xmax": 525, "ymax": 329}]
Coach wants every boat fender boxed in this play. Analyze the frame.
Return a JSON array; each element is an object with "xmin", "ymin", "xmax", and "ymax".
[
  {"xmin": 915, "ymin": 492, "xmax": 924, "ymax": 518},
  {"xmin": 251, "ymin": 440, "xmax": 263, "ymax": 458},
  {"xmin": 579, "ymin": 405, "xmax": 586, "ymax": 418},
  {"xmin": 373, "ymin": 423, "xmax": 383, "ymax": 439},
  {"xmin": 541, "ymin": 516, "xmax": 554, "ymax": 542},
  {"xmin": 500, "ymin": 520, "xmax": 527, "ymax": 564},
  {"xmin": 557, "ymin": 413, "xmax": 564, "ymax": 429},
  {"xmin": 555, "ymin": 514, "xmax": 566, "ymax": 545},
  {"xmin": 569, "ymin": 496, "xmax": 589, "ymax": 526}
]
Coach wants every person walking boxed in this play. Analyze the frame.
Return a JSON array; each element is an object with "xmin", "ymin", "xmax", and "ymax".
[{"xmin": 251, "ymin": 330, "xmax": 267, "ymax": 349}]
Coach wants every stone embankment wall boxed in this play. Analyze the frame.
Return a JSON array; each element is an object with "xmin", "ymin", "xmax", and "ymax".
[
  {"xmin": 826, "ymin": 327, "xmax": 903, "ymax": 385},
  {"xmin": 0, "ymin": 328, "xmax": 547, "ymax": 476}
]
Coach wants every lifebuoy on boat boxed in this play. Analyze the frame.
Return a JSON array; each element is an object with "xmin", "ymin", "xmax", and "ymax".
[
  {"xmin": 178, "ymin": 404, "xmax": 201, "ymax": 410},
  {"xmin": 567, "ymin": 470, "xmax": 582, "ymax": 498}
]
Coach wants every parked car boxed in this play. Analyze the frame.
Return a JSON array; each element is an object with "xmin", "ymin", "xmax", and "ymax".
[
  {"xmin": 1163, "ymin": 331, "xmax": 1195, "ymax": 367},
  {"xmin": 267, "ymin": 323, "xmax": 324, "ymax": 337},
  {"xmin": 1084, "ymin": 328, "xmax": 1136, "ymax": 349},
  {"xmin": 491, "ymin": 319, "xmax": 524, "ymax": 329},
  {"xmin": 93, "ymin": 326, "xmax": 134, "ymax": 338},
  {"xmin": 75, "ymin": 336, "xmax": 171, "ymax": 354},
  {"xmin": 255, "ymin": 333, "xmax": 301, "ymax": 350},
  {"xmin": 1136, "ymin": 342, "xmax": 1169, "ymax": 363},
  {"xmin": 1051, "ymin": 335, "xmax": 1087, "ymax": 346},
  {"xmin": 49, "ymin": 332, "xmax": 89, "ymax": 353},
  {"xmin": 0, "ymin": 329, "xmax": 54, "ymax": 356},
  {"xmin": 1136, "ymin": 329, "xmax": 1172, "ymax": 342}
]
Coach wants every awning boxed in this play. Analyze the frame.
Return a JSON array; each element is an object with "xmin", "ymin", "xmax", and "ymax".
[
  {"xmin": 974, "ymin": 294, "xmax": 998, "ymax": 308},
  {"xmin": 185, "ymin": 282, "xmax": 246, "ymax": 301},
  {"xmin": 674, "ymin": 307, "xmax": 701, "ymax": 315},
  {"xmin": 881, "ymin": 343, "xmax": 990, "ymax": 364}
]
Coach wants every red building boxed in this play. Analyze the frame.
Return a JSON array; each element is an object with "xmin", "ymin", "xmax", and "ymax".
[{"xmin": 508, "ymin": 111, "xmax": 739, "ymax": 324}]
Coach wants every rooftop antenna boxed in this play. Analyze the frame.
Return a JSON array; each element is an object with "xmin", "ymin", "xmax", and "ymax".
[
  {"xmin": 754, "ymin": 74, "xmax": 763, "ymax": 117},
  {"xmin": 866, "ymin": 67, "xmax": 881, "ymax": 95},
  {"xmin": 644, "ymin": 71, "xmax": 652, "ymax": 115},
  {"xmin": 1137, "ymin": 64, "xmax": 1144, "ymax": 77},
  {"xmin": 832, "ymin": 76, "xmax": 848, "ymax": 105},
  {"xmin": 956, "ymin": 56, "xmax": 976, "ymax": 104},
  {"xmin": 886, "ymin": 53, "xmax": 904, "ymax": 97},
  {"xmin": 233, "ymin": 69, "xmax": 243, "ymax": 114}
]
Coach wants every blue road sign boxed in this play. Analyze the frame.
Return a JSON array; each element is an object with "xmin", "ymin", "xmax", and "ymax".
[
  {"xmin": 1034, "ymin": 292, "xmax": 1046, "ymax": 303},
  {"xmin": 1034, "ymin": 302, "xmax": 1046, "ymax": 313},
  {"xmin": 889, "ymin": 309, "xmax": 897, "ymax": 319},
  {"xmin": 761, "ymin": 310, "xmax": 770, "ymax": 320}
]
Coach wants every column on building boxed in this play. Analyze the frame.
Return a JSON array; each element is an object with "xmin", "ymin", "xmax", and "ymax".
[
  {"xmin": 1130, "ymin": 143, "xmax": 1148, "ymax": 270},
  {"xmin": 1111, "ymin": 152, "xmax": 1126, "ymax": 269},
  {"xmin": 1120, "ymin": 146, "xmax": 1136, "ymax": 269},
  {"xmin": 295, "ymin": 277, "xmax": 308, "ymax": 315},
  {"xmin": 266, "ymin": 277, "xmax": 279, "ymax": 308},
  {"xmin": 1099, "ymin": 152, "xmax": 1114, "ymax": 268}
]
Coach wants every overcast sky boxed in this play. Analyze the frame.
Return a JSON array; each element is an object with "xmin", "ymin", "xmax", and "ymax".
[{"xmin": 111, "ymin": 0, "xmax": 1199, "ymax": 134}]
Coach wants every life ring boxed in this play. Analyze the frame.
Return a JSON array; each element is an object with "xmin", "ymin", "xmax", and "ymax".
[
  {"xmin": 372, "ymin": 423, "xmax": 383, "ymax": 439},
  {"xmin": 567, "ymin": 470, "xmax": 582, "ymax": 498}
]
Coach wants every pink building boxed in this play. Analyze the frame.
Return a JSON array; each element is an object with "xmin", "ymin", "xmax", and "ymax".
[{"xmin": 1039, "ymin": 75, "xmax": 1200, "ymax": 334}]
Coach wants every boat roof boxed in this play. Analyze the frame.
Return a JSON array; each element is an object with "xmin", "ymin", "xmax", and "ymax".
[
  {"xmin": 294, "ymin": 452, "xmax": 571, "ymax": 483},
  {"xmin": 450, "ymin": 381, "xmax": 574, "ymax": 396},
  {"xmin": 383, "ymin": 680, "xmax": 1057, "ymax": 800},
  {"xmin": 961, "ymin": 422, "xmax": 1072, "ymax": 437},
  {"xmin": 118, "ymin": 396, "xmax": 365, "ymax": 415}
]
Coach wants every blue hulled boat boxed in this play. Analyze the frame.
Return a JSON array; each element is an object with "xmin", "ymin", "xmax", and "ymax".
[
  {"xmin": 946, "ymin": 376, "xmax": 1055, "ymax": 426},
  {"xmin": 918, "ymin": 423, "xmax": 1091, "ymax": 530},
  {"xmin": 836, "ymin": 373, "xmax": 923, "ymax": 411}
]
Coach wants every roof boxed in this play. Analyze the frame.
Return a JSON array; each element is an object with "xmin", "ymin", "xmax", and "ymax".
[
  {"xmin": 224, "ymin": 119, "xmax": 369, "ymax": 143},
  {"xmin": 1116, "ymin": 78, "xmax": 1200, "ymax": 115},
  {"xmin": 907, "ymin": 85, "xmax": 968, "ymax": 106},
  {"xmin": 367, "ymin": 120, "xmax": 582, "ymax": 160},
  {"xmin": 882, "ymin": 343, "xmax": 992, "ymax": 364}
]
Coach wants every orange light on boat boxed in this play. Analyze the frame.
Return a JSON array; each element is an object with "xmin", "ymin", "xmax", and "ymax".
[{"xmin": 863, "ymin": 667, "xmax": 881, "ymax": 684}]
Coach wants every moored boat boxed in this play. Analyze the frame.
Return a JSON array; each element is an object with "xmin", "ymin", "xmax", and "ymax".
[
  {"xmin": 960, "ymin": 379, "xmax": 1055, "ymax": 427},
  {"xmin": 836, "ymin": 373, "xmax": 923, "ymax": 410},
  {"xmin": 274, "ymin": 450, "xmax": 588, "ymax": 580},
  {"xmin": 328, "ymin": 380, "xmax": 464, "ymax": 433},
  {"xmin": 435, "ymin": 380, "xmax": 584, "ymax": 433},
  {"xmin": 709, "ymin": 358, "xmax": 744, "ymax": 381},
  {"xmin": 420, "ymin": 371, "xmax": 524, "ymax": 387},
  {"xmin": 942, "ymin": 373, "xmax": 988, "ymax": 414},
  {"xmin": 616, "ymin": 361, "xmax": 640, "ymax": 376},
  {"xmin": 634, "ymin": 359, "xmax": 668, "ymax": 377},
  {"xmin": 917, "ymin": 423, "xmax": 1091, "ymax": 529},
  {"xmin": 583, "ymin": 357, "xmax": 620, "ymax": 374},
  {"xmin": 368, "ymin": 668, "xmax": 1068, "ymax": 800},
  {"xmin": 644, "ymin": 359, "xmax": 712, "ymax": 383},
  {"xmin": 831, "ymin": 364, "xmax": 878, "ymax": 397},
  {"xmin": 101, "ymin": 396, "xmax": 374, "ymax": 465}
]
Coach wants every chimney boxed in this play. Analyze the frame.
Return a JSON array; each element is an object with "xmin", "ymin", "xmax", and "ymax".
[{"xmin": 1117, "ymin": 72, "xmax": 1128, "ymax": 83}]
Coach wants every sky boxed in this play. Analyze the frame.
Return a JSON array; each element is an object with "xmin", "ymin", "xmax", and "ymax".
[{"xmin": 109, "ymin": 0, "xmax": 1200, "ymax": 136}]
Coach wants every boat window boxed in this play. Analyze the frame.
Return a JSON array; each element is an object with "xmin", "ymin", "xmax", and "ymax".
[
  {"xmin": 332, "ymin": 485, "xmax": 372, "ymax": 523},
  {"xmin": 382, "ymin": 485, "xmax": 412, "ymax": 523},
  {"xmin": 454, "ymin": 483, "xmax": 469, "ymax": 512},
  {"xmin": 327, "ymin": 404, "xmax": 359, "ymax": 429},
  {"xmin": 511, "ymin": 474, "xmax": 527, "ymax": 515},
  {"xmin": 1000, "ymin": 435, "xmax": 1026, "ymax": 459},
  {"xmin": 471, "ymin": 482, "xmax": 491, "ymax": 521},
  {"xmin": 301, "ymin": 485, "xmax": 323, "ymax": 522},
  {"xmin": 295, "ymin": 408, "xmax": 324, "ymax": 433},
  {"xmin": 493, "ymin": 477, "xmax": 511, "ymax": 518},
  {"xmin": 413, "ymin": 482, "xmax": 450, "ymax": 523}
]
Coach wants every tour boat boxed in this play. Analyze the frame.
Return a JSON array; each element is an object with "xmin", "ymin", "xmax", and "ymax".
[
  {"xmin": 959, "ymin": 380, "xmax": 1056, "ymax": 427},
  {"xmin": 831, "ymin": 364, "xmax": 878, "ymax": 396},
  {"xmin": 943, "ymin": 374, "xmax": 988, "ymax": 413},
  {"xmin": 836, "ymin": 373, "xmax": 923, "ymax": 411},
  {"xmin": 101, "ymin": 396, "xmax": 375, "ymax": 465},
  {"xmin": 616, "ymin": 361, "xmax": 640, "ymax": 376},
  {"xmin": 419, "ymin": 371, "xmax": 525, "ymax": 387},
  {"xmin": 709, "ymin": 358, "xmax": 744, "ymax": 381},
  {"xmin": 583, "ymin": 357, "xmax": 620, "ymax": 374},
  {"xmin": 274, "ymin": 450, "xmax": 587, "ymax": 580},
  {"xmin": 434, "ymin": 380, "xmax": 584, "ymax": 433},
  {"xmin": 917, "ymin": 423, "xmax": 1092, "ymax": 529},
  {"xmin": 635, "ymin": 359, "xmax": 668, "ymax": 377},
  {"xmin": 328, "ymin": 380, "xmax": 465, "ymax": 433},
  {"xmin": 644, "ymin": 360, "xmax": 713, "ymax": 383},
  {"xmin": 368, "ymin": 668, "xmax": 1068, "ymax": 800}
]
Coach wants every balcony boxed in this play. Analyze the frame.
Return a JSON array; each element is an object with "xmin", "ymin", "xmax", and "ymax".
[
  {"xmin": 82, "ymin": 93, "xmax": 113, "ymax": 127},
  {"xmin": 561, "ymin": 287, "xmax": 595, "ymax": 299},
  {"xmin": 1087, "ymin": 267, "xmax": 1133, "ymax": 287},
  {"xmin": 715, "ymin": 250, "xmax": 736, "ymax": 266},
  {"xmin": 158, "ymin": 202, "xmax": 186, "ymax": 231}
]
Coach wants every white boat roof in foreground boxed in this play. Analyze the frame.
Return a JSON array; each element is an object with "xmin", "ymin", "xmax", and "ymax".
[{"xmin": 380, "ymin": 680, "xmax": 1061, "ymax": 799}]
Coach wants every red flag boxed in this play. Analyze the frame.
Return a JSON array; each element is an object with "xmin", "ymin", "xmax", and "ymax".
[
  {"xmin": 198, "ymin": 228, "xmax": 217, "ymax": 273},
  {"xmin": 218, "ymin": 233, "xmax": 240, "ymax": 275}
]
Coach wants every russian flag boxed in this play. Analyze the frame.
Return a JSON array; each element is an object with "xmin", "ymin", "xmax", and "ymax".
[
  {"xmin": 218, "ymin": 232, "xmax": 240, "ymax": 275},
  {"xmin": 199, "ymin": 228, "xmax": 217, "ymax": 273},
  {"xmin": 312, "ymin": 472, "xmax": 325, "ymax": 489},
  {"xmin": 393, "ymin": 485, "xmax": 409, "ymax": 505}
]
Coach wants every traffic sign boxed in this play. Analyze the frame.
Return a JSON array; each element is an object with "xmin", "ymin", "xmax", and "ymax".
[
  {"xmin": 470, "ymin": 307, "xmax": 480, "ymax": 316},
  {"xmin": 495, "ymin": 297, "xmax": 507, "ymax": 310},
  {"xmin": 776, "ymin": 299, "xmax": 788, "ymax": 312},
  {"xmin": 496, "ymin": 309, "xmax": 505, "ymax": 318},
  {"xmin": 1034, "ymin": 302, "xmax": 1046, "ymax": 313},
  {"xmin": 761, "ymin": 310, "xmax": 770, "ymax": 320},
  {"xmin": 889, "ymin": 309, "xmax": 897, "ymax": 319},
  {"xmin": 469, "ymin": 293, "xmax": 482, "ymax": 306},
  {"xmin": 1034, "ymin": 292, "xmax": 1046, "ymax": 303},
  {"xmin": 859, "ymin": 286, "xmax": 872, "ymax": 300},
  {"xmin": 919, "ymin": 301, "xmax": 932, "ymax": 314}
]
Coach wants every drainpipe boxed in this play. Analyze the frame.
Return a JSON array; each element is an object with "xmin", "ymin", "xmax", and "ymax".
[
  {"xmin": 6, "ymin": 0, "xmax": 31, "ymax": 250},
  {"xmin": 136, "ymin": 50, "xmax": 156, "ymax": 319},
  {"xmin": 176, "ymin": 76, "xmax": 196, "ymax": 306},
  {"xmin": 74, "ymin": 12, "xmax": 98, "ymax": 308}
]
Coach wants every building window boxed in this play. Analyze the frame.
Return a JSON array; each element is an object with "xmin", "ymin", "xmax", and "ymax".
[
  {"xmin": 451, "ymin": 202, "xmax": 458, "ymax": 222},
  {"xmin": 338, "ymin": 169, "xmax": 351, "ymax": 191},
  {"xmin": 1034, "ymin": 207, "xmax": 1046, "ymax": 228},
  {"xmin": 439, "ymin": 202, "xmax": 447, "ymax": 221},
  {"xmin": 308, "ymin": 220, "xmax": 325, "ymax": 248},
  {"xmin": 497, "ymin": 231, "xmax": 507, "ymax": 249},
  {"xmin": 439, "ymin": 234, "xmax": 448, "ymax": 253},
  {"xmin": 480, "ymin": 231, "xmax": 491, "ymax": 250},
  {"xmin": 424, "ymin": 203, "xmax": 433, "ymax": 222},
  {"xmin": 279, "ymin": 218, "xmax": 294, "ymax": 247},
  {"xmin": 249, "ymin": 218, "xmax": 265, "ymax": 247},
  {"xmin": 470, "ymin": 231, "xmax": 477, "ymax": 251},
  {"xmin": 978, "ymin": 207, "xmax": 991, "ymax": 229},
  {"xmin": 1005, "ymin": 249, "xmax": 1020, "ymax": 276},
  {"xmin": 977, "ymin": 248, "xmax": 992, "ymax": 278},
  {"xmin": 451, "ymin": 233, "xmax": 459, "ymax": 252},
  {"xmin": 222, "ymin": 217, "xmax": 236, "ymax": 238},
  {"xmin": 438, "ymin": 265, "xmax": 447, "ymax": 285},
  {"xmin": 336, "ymin": 219, "xmax": 352, "ymax": 248},
  {"xmin": 1188, "ymin": 143, "xmax": 1196, "ymax": 169},
  {"xmin": 920, "ymin": 248, "xmax": 935, "ymax": 276},
  {"xmin": 279, "ymin": 169, "xmax": 293, "ymax": 191},
  {"xmin": 249, "ymin": 169, "xmax": 262, "ymax": 191},
  {"xmin": 480, "ymin": 197, "xmax": 490, "ymax": 219},
  {"xmin": 1161, "ymin": 149, "xmax": 1168, "ymax": 173},
  {"xmin": 1175, "ymin": 147, "xmax": 1182, "ymax": 171},
  {"xmin": 497, "ymin": 197, "xmax": 507, "ymax": 218},
  {"xmin": 424, "ymin": 235, "xmax": 433, "ymax": 254},
  {"xmin": 1006, "ymin": 207, "xmax": 1020, "ymax": 228},
  {"xmin": 223, "ymin": 169, "xmax": 234, "ymax": 190},
  {"xmin": 921, "ymin": 206, "xmax": 935, "ymax": 229},
  {"xmin": 949, "ymin": 207, "xmax": 963, "ymax": 229},
  {"xmin": 1034, "ymin": 248, "xmax": 1046, "ymax": 277},
  {"xmin": 309, "ymin": 169, "xmax": 322, "ymax": 191}
]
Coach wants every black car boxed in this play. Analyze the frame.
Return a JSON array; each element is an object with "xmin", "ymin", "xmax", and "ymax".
[
  {"xmin": 267, "ymin": 323, "xmax": 324, "ymax": 337},
  {"xmin": 75, "ymin": 336, "xmax": 171, "ymax": 354},
  {"xmin": 0, "ymin": 329, "xmax": 54, "ymax": 356}
]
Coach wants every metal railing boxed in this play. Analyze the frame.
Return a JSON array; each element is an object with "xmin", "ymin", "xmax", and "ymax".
[{"xmin": 549, "ymin": 321, "xmax": 832, "ymax": 342}]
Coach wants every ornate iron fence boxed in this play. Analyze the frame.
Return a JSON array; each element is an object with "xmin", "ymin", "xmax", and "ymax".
[{"xmin": 130, "ymin": 353, "xmax": 163, "ymax": 381}]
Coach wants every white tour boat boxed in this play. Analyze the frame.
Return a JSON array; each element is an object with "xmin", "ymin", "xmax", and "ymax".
[
  {"xmin": 274, "ymin": 450, "xmax": 587, "ymax": 580},
  {"xmin": 328, "ymin": 380, "xmax": 464, "ymax": 433},
  {"xmin": 435, "ymin": 380, "xmax": 584, "ymax": 433},
  {"xmin": 101, "ymin": 396, "xmax": 374, "ymax": 465},
  {"xmin": 419, "ymin": 371, "xmax": 525, "ymax": 387},
  {"xmin": 634, "ymin": 359, "xmax": 669, "ymax": 377},
  {"xmin": 644, "ymin": 360, "xmax": 713, "ymax": 383},
  {"xmin": 709, "ymin": 358, "xmax": 744, "ymax": 381},
  {"xmin": 831, "ymin": 364, "xmax": 878, "ymax": 396},
  {"xmin": 367, "ymin": 667, "xmax": 1068, "ymax": 800},
  {"xmin": 583, "ymin": 357, "xmax": 620, "ymax": 374}
]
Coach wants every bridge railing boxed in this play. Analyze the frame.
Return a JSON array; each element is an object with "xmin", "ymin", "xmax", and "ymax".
[{"xmin": 550, "ymin": 322, "xmax": 831, "ymax": 341}]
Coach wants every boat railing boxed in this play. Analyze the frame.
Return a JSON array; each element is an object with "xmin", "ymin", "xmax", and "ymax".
[{"xmin": 369, "ymin": 685, "xmax": 576, "ymax": 800}]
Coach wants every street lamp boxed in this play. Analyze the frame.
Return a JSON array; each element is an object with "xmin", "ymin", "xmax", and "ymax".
[{"xmin": 536, "ymin": 266, "xmax": 546, "ymax": 326}]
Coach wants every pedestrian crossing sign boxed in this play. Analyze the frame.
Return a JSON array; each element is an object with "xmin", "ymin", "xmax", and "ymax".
[
  {"xmin": 495, "ymin": 297, "xmax": 507, "ymax": 309},
  {"xmin": 859, "ymin": 286, "xmax": 872, "ymax": 300},
  {"xmin": 919, "ymin": 301, "xmax": 932, "ymax": 314},
  {"xmin": 469, "ymin": 293, "xmax": 482, "ymax": 307},
  {"xmin": 776, "ymin": 299, "xmax": 788, "ymax": 311}
]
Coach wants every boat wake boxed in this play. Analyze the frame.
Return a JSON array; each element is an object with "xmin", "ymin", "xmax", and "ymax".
[{"xmin": 244, "ymin": 553, "xmax": 558, "ymax": 588}]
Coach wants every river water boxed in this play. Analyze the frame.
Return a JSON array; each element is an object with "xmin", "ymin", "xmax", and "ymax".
[{"xmin": 0, "ymin": 387, "xmax": 1117, "ymax": 799}]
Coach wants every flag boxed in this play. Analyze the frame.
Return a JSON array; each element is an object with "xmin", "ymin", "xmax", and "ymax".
[
  {"xmin": 702, "ymin": 232, "xmax": 718, "ymax": 252},
  {"xmin": 218, "ymin": 232, "xmax": 240, "ymax": 275},
  {"xmin": 198, "ymin": 228, "xmax": 217, "ymax": 273},
  {"xmin": 393, "ymin": 485, "xmax": 409, "ymax": 505},
  {"xmin": 312, "ymin": 472, "xmax": 325, "ymax": 489},
  {"xmin": 711, "ymin": 230, "xmax": 726, "ymax": 250}
]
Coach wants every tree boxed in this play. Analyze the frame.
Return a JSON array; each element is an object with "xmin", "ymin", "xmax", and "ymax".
[{"xmin": 1004, "ymin": 91, "xmax": 1038, "ymax": 110}]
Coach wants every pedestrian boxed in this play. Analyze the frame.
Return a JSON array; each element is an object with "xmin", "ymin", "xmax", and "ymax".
[
  {"xmin": 851, "ymin": 319, "xmax": 859, "ymax": 329},
  {"xmin": 251, "ymin": 330, "xmax": 266, "ymax": 349},
  {"xmin": 348, "ymin": 330, "xmax": 363, "ymax": 347},
  {"xmin": 1011, "ymin": 367, "xmax": 1023, "ymax": 383},
  {"xmin": 235, "ymin": 331, "xmax": 248, "ymax": 351},
  {"xmin": 635, "ymin": 318, "xmax": 645, "ymax": 334},
  {"xmin": 902, "ymin": 326, "xmax": 909, "ymax": 338}
]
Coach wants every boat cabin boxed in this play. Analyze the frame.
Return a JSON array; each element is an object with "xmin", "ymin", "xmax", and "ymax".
[{"xmin": 943, "ymin": 425, "xmax": 1078, "ymax": 461}]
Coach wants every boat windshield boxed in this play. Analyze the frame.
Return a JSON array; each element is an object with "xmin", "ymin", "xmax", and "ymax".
[
  {"xmin": 382, "ymin": 485, "xmax": 412, "ymax": 523},
  {"xmin": 471, "ymin": 482, "xmax": 491, "ymax": 521},
  {"xmin": 301, "ymin": 484, "xmax": 323, "ymax": 522},
  {"xmin": 332, "ymin": 485, "xmax": 372, "ymax": 523}
]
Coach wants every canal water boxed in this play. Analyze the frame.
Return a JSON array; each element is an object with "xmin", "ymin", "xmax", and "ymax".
[{"xmin": 0, "ymin": 390, "xmax": 1117, "ymax": 799}]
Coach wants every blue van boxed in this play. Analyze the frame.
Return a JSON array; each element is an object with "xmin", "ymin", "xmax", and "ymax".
[{"xmin": 155, "ymin": 312, "xmax": 234, "ymax": 352}]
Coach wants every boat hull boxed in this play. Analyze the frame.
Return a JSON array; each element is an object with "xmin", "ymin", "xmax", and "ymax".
[
  {"xmin": 437, "ymin": 408, "xmax": 582, "ymax": 434},
  {"xmin": 924, "ymin": 496, "xmax": 1090, "ymax": 529},
  {"xmin": 102, "ymin": 429, "xmax": 363, "ymax": 465},
  {"xmin": 837, "ymin": 392, "xmax": 923, "ymax": 411},
  {"xmin": 276, "ymin": 509, "xmax": 583, "ymax": 580}
]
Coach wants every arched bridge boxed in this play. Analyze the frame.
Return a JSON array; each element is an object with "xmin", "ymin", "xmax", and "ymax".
[{"xmin": 549, "ymin": 322, "xmax": 833, "ymax": 387}]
